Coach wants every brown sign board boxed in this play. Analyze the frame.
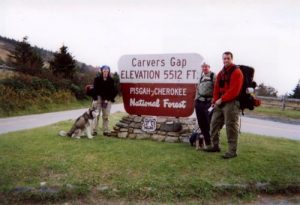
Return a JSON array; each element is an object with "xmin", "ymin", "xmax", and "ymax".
[{"xmin": 118, "ymin": 53, "xmax": 204, "ymax": 117}]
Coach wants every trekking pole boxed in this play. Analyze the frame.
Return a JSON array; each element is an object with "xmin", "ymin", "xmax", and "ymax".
[{"xmin": 239, "ymin": 112, "xmax": 242, "ymax": 134}]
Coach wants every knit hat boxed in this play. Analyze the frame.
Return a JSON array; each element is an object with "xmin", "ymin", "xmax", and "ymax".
[{"xmin": 101, "ymin": 65, "xmax": 110, "ymax": 72}]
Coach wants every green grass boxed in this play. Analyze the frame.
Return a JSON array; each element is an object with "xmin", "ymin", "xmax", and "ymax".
[
  {"xmin": 0, "ymin": 99, "xmax": 91, "ymax": 118},
  {"xmin": 246, "ymin": 107, "xmax": 300, "ymax": 120},
  {"xmin": 0, "ymin": 112, "xmax": 299, "ymax": 203},
  {"xmin": 0, "ymin": 96, "xmax": 123, "ymax": 118}
]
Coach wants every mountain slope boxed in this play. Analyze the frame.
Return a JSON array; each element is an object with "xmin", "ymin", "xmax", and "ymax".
[{"xmin": 0, "ymin": 35, "xmax": 96, "ymax": 72}]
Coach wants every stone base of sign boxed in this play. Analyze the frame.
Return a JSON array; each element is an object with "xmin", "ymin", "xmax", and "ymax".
[{"xmin": 110, "ymin": 115, "xmax": 196, "ymax": 143}]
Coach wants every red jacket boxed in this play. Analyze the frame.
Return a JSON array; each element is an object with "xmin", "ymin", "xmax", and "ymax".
[{"xmin": 213, "ymin": 64, "xmax": 244, "ymax": 103}]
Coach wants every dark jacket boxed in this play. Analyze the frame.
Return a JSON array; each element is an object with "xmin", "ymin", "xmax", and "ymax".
[{"xmin": 93, "ymin": 74, "xmax": 117, "ymax": 102}]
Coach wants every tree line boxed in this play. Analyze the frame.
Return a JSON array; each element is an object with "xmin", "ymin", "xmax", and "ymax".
[
  {"xmin": 256, "ymin": 82, "xmax": 300, "ymax": 99},
  {"xmin": 3, "ymin": 36, "xmax": 121, "ymax": 99},
  {"xmin": 0, "ymin": 36, "xmax": 121, "ymax": 115}
]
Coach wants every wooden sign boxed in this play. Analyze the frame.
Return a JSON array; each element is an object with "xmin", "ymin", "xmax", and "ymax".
[{"xmin": 118, "ymin": 53, "xmax": 204, "ymax": 117}]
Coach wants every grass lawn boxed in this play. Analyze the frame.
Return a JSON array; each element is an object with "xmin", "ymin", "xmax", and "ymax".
[
  {"xmin": 245, "ymin": 107, "xmax": 300, "ymax": 120},
  {"xmin": 0, "ymin": 96, "xmax": 123, "ymax": 118},
  {"xmin": 0, "ymin": 112, "xmax": 299, "ymax": 203},
  {"xmin": 0, "ymin": 99, "xmax": 91, "ymax": 118}
]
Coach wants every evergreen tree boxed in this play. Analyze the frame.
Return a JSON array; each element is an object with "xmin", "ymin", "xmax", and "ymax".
[
  {"xmin": 49, "ymin": 45, "xmax": 76, "ymax": 79},
  {"xmin": 290, "ymin": 80, "xmax": 300, "ymax": 99},
  {"xmin": 256, "ymin": 83, "xmax": 278, "ymax": 97},
  {"xmin": 9, "ymin": 36, "xmax": 32, "ymax": 68},
  {"xmin": 30, "ymin": 50, "xmax": 44, "ymax": 70},
  {"xmin": 8, "ymin": 36, "xmax": 44, "ymax": 73},
  {"xmin": 112, "ymin": 72, "xmax": 121, "ymax": 95}
]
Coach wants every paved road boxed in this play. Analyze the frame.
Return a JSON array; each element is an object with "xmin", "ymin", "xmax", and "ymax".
[
  {"xmin": 0, "ymin": 104, "xmax": 299, "ymax": 140},
  {"xmin": 190, "ymin": 113, "xmax": 300, "ymax": 140},
  {"xmin": 0, "ymin": 104, "xmax": 124, "ymax": 135}
]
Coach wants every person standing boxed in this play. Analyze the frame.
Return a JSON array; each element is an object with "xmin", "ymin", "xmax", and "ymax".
[
  {"xmin": 204, "ymin": 51, "xmax": 243, "ymax": 159},
  {"xmin": 92, "ymin": 65, "xmax": 117, "ymax": 136},
  {"xmin": 195, "ymin": 62, "xmax": 215, "ymax": 148}
]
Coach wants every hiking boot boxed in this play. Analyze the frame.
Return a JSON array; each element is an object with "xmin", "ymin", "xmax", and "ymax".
[
  {"xmin": 222, "ymin": 152, "xmax": 237, "ymax": 159},
  {"xmin": 203, "ymin": 145, "xmax": 221, "ymax": 152},
  {"xmin": 103, "ymin": 131, "xmax": 111, "ymax": 136}
]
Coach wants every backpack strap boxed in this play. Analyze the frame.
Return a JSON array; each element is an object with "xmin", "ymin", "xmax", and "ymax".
[
  {"xmin": 210, "ymin": 72, "xmax": 214, "ymax": 82},
  {"xmin": 219, "ymin": 65, "xmax": 237, "ymax": 88},
  {"xmin": 200, "ymin": 72, "xmax": 214, "ymax": 83},
  {"xmin": 199, "ymin": 72, "xmax": 204, "ymax": 83},
  {"xmin": 224, "ymin": 65, "xmax": 237, "ymax": 85}
]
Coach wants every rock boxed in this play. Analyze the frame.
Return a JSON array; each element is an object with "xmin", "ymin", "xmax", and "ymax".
[
  {"xmin": 156, "ymin": 124, "xmax": 161, "ymax": 129},
  {"xmin": 255, "ymin": 182, "xmax": 270, "ymax": 191},
  {"xmin": 40, "ymin": 182, "xmax": 47, "ymax": 187},
  {"xmin": 122, "ymin": 115, "xmax": 132, "ymax": 122},
  {"xmin": 136, "ymin": 133, "xmax": 150, "ymax": 140},
  {"xmin": 127, "ymin": 115, "xmax": 135, "ymax": 120},
  {"xmin": 128, "ymin": 128, "xmax": 134, "ymax": 133},
  {"xmin": 145, "ymin": 131, "xmax": 157, "ymax": 134},
  {"xmin": 166, "ymin": 117, "xmax": 176, "ymax": 121},
  {"xmin": 151, "ymin": 134, "xmax": 165, "ymax": 142},
  {"xmin": 180, "ymin": 118, "xmax": 196, "ymax": 125},
  {"xmin": 66, "ymin": 184, "xmax": 75, "ymax": 189},
  {"xmin": 134, "ymin": 116, "xmax": 143, "ymax": 122},
  {"xmin": 157, "ymin": 131, "xmax": 167, "ymax": 135},
  {"xmin": 120, "ymin": 128, "xmax": 128, "ymax": 132},
  {"xmin": 179, "ymin": 136, "xmax": 190, "ymax": 143},
  {"xmin": 133, "ymin": 129, "xmax": 144, "ymax": 134},
  {"xmin": 180, "ymin": 133, "xmax": 191, "ymax": 137},
  {"xmin": 120, "ymin": 120, "xmax": 131, "ymax": 124},
  {"xmin": 118, "ymin": 132, "xmax": 128, "ymax": 138},
  {"xmin": 38, "ymin": 187, "xmax": 59, "ymax": 194},
  {"xmin": 97, "ymin": 185, "xmax": 109, "ymax": 191},
  {"xmin": 160, "ymin": 122, "xmax": 182, "ymax": 132},
  {"xmin": 167, "ymin": 132, "xmax": 180, "ymax": 137},
  {"xmin": 181, "ymin": 124, "xmax": 189, "ymax": 129},
  {"xmin": 133, "ymin": 123, "xmax": 142, "ymax": 129},
  {"xmin": 179, "ymin": 128, "xmax": 190, "ymax": 134},
  {"xmin": 116, "ymin": 122, "xmax": 128, "ymax": 128},
  {"xmin": 110, "ymin": 131, "xmax": 118, "ymax": 137},
  {"xmin": 113, "ymin": 126, "xmax": 120, "ymax": 131},
  {"xmin": 157, "ymin": 117, "xmax": 167, "ymax": 123},
  {"xmin": 188, "ymin": 125, "xmax": 195, "ymax": 130},
  {"xmin": 129, "ymin": 122, "xmax": 136, "ymax": 128},
  {"xmin": 128, "ymin": 134, "xmax": 136, "ymax": 139},
  {"xmin": 12, "ymin": 186, "xmax": 34, "ymax": 193},
  {"xmin": 165, "ymin": 136, "xmax": 179, "ymax": 143},
  {"xmin": 214, "ymin": 183, "xmax": 248, "ymax": 190},
  {"xmin": 166, "ymin": 120, "xmax": 174, "ymax": 125}
]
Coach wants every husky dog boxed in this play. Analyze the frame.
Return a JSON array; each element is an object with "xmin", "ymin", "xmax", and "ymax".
[
  {"xmin": 189, "ymin": 128, "xmax": 207, "ymax": 150},
  {"xmin": 59, "ymin": 108, "xmax": 99, "ymax": 139},
  {"xmin": 195, "ymin": 134, "xmax": 206, "ymax": 150}
]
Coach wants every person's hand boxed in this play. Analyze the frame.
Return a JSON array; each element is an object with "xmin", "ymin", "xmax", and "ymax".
[{"xmin": 215, "ymin": 98, "xmax": 222, "ymax": 106}]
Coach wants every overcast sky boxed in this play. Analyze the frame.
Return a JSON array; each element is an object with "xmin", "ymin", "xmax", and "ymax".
[{"xmin": 1, "ymin": 0, "xmax": 300, "ymax": 95}]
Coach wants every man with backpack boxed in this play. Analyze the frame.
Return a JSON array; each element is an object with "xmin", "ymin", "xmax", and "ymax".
[
  {"xmin": 204, "ymin": 51, "xmax": 243, "ymax": 159},
  {"xmin": 194, "ymin": 62, "xmax": 215, "ymax": 148}
]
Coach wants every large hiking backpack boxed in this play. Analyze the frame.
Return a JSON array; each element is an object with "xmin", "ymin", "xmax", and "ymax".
[
  {"xmin": 85, "ymin": 84, "xmax": 95, "ymax": 97},
  {"xmin": 221, "ymin": 65, "xmax": 261, "ymax": 114},
  {"xmin": 238, "ymin": 65, "xmax": 261, "ymax": 113}
]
